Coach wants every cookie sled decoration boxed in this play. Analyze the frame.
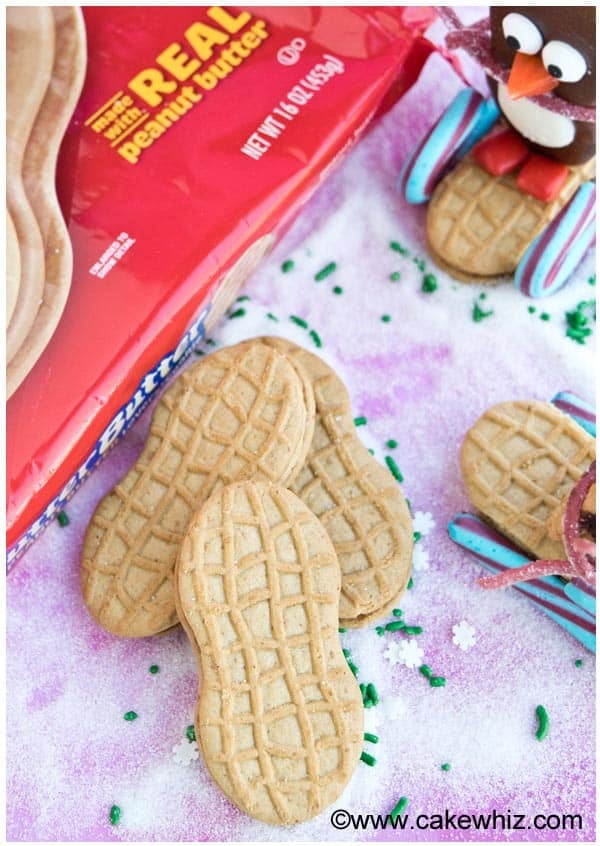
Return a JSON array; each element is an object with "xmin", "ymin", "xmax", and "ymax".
[
  {"xmin": 449, "ymin": 394, "xmax": 596, "ymax": 652},
  {"xmin": 400, "ymin": 6, "xmax": 596, "ymax": 297}
]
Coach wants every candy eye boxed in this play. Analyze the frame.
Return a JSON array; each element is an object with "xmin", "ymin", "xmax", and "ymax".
[
  {"xmin": 502, "ymin": 12, "xmax": 543, "ymax": 55},
  {"xmin": 541, "ymin": 40, "xmax": 588, "ymax": 82}
]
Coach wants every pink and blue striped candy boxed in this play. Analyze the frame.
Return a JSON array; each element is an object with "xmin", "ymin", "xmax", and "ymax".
[
  {"xmin": 448, "ymin": 512, "xmax": 596, "ymax": 653},
  {"xmin": 399, "ymin": 88, "xmax": 499, "ymax": 204},
  {"xmin": 552, "ymin": 390, "xmax": 596, "ymax": 438},
  {"xmin": 515, "ymin": 182, "xmax": 596, "ymax": 298}
]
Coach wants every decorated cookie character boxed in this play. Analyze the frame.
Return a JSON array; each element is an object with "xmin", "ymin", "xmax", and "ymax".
[
  {"xmin": 400, "ymin": 7, "xmax": 596, "ymax": 297},
  {"xmin": 449, "ymin": 393, "xmax": 596, "ymax": 653}
]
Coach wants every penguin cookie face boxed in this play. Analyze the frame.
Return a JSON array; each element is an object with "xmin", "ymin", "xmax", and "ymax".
[{"xmin": 489, "ymin": 6, "xmax": 595, "ymax": 164}]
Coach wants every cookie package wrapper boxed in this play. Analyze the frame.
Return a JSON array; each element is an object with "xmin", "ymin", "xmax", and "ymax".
[{"xmin": 7, "ymin": 5, "xmax": 437, "ymax": 565}]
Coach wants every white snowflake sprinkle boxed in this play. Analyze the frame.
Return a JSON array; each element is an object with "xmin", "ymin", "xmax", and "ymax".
[
  {"xmin": 399, "ymin": 638, "xmax": 425, "ymax": 668},
  {"xmin": 412, "ymin": 546, "xmax": 430, "ymax": 571},
  {"xmin": 452, "ymin": 620, "xmax": 477, "ymax": 651},
  {"xmin": 413, "ymin": 511, "xmax": 435, "ymax": 536},
  {"xmin": 384, "ymin": 638, "xmax": 424, "ymax": 669},
  {"xmin": 172, "ymin": 739, "xmax": 200, "ymax": 766}
]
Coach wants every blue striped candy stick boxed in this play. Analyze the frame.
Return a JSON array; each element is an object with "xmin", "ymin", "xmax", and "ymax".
[
  {"xmin": 449, "ymin": 513, "xmax": 595, "ymax": 653},
  {"xmin": 551, "ymin": 391, "xmax": 596, "ymax": 438}
]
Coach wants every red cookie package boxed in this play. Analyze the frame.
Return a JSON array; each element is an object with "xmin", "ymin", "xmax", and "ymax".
[{"xmin": 7, "ymin": 5, "xmax": 437, "ymax": 565}]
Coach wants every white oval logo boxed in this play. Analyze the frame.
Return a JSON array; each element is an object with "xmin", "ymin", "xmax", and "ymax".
[{"xmin": 277, "ymin": 37, "xmax": 306, "ymax": 66}]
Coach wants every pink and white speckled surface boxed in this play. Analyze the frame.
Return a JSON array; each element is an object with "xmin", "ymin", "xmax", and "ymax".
[{"xmin": 7, "ymin": 33, "xmax": 596, "ymax": 843}]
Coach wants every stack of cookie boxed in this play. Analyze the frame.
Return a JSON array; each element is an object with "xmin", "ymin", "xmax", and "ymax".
[
  {"xmin": 81, "ymin": 337, "xmax": 414, "ymax": 824},
  {"xmin": 6, "ymin": 7, "xmax": 86, "ymax": 398}
]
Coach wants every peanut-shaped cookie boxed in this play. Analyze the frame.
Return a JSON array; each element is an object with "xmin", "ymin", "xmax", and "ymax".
[
  {"xmin": 8, "ymin": 7, "xmax": 87, "ymax": 398},
  {"xmin": 461, "ymin": 399, "xmax": 595, "ymax": 560},
  {"xmin": 82, "ymin": 341, "xmax": 315, "ymax": 638},
  {"xmin": 6, "ymin": 6, "xmax": 54, "ymax": 364},
  {"xmin": 260, "ymin": 337, "xmax": 413, "ymax": 627},
  {"xmin": 175, "ymin": 481, "xmax": 364, "ymax": 825}
]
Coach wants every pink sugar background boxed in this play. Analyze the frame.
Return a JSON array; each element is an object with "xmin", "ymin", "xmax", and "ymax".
[{"xmin": 7, "ymin": 19, "xmax": 596, "ymax": 843}]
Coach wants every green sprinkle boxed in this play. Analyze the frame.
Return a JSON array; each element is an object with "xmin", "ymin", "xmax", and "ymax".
[
  {"xmin": 575, "ymin": 658, "xmax": 583, "ymax": 668},
  {"xmin": 186, "ymin": 724, "xmax": 196, "ymax": 742},
  {"xmin": 347, "ymin": 661, "xmax": 359, "ymax": 677},
  {"xmin": 385, "ymin": 455, "xmax": 403, "ymax": 482},
  {"xmin": 353, "ymin": 416, "xmax": 367, "ymax": 426},
  {"xmin": 57, "ymin": 510, "xmax": 69, "ymax": 527},
  {"xmin": 413, "ymin": 531, "xmax": 421, "ymax": 543},
  {"xmin": 149, "ymin": 665, "xmax": 159, "ymax": 675},
  {"xmin": 266, "ymin": 312, "xmax": 278, "ymax": 322},
  {"xmin": 281, "ymin": 259, "xmax": 294, "ymax": 273},
  {"xmin": 359, "ymin": 683, "xmax": 367, "ymax": 698},
  {"xmin": 588, "ymin": 274, "xmax": 596, "ymax": 286},
  {"xmin": 567, "ymin": 327, "xmax": 592, "ymax": 344},
  {"xmin": 342, "ymin": 648, "xmax": 351, "ymax": 657},
  {"xmin": 528, "ymin": 305, "xmax": 536, "ymax": 314},
  {"xmin": 366, "ymin": 683, "xmax": 378, "ymax": 705},
  {"xmin": 535, "ymin": 704, "xmax": 549, "ymax": 741},
  {"xmin": 228, "ymin": 307, "xmax": 246, "ymax": 319},
  {"xmin": 368, "ymin": 448, "xmax": 375, "ymax": 456},
  {"xmin": 441, "ymin": 762, "xmax": 451, "ymax": 772},
  {"xmin": 405, "ymin": 497, "xmax": 412, "ymax": 511},
  {"xmin": 414, "ymin": 257, "xmax": 426, "ymax": 272},
  {"xmin": 386, "ymin": 439, "xmax": 397, "ymax": 449},
  {"xmin": 193, "ymin": 348, "xmax": 205, "ymax": 356},
  {"xmin": 565, "ymin": 300, "xmax": 595, "ymax": 344},
  {"xmin": 390, "ymin": 271, "xmax": 401, "ymax": 281},
  {"xmin": 333, "ymin": 285, "xmax": 343, "ymax": 295},
  {"xmin": 472, "ymin": 301, "xmax": 494, "ymax": 322},
  {"xmin": 430, "ymin": 676, "xmax": 446, "ymax": 688},
  {"xmin": 392, "ymin": 608, "xmax": 403, "ymax": 618},
  {"xmin": 479, "ymin": 292, "xmax": 487, "ymax": 299},
  {"xmin": 375, "ymin": 626, "xmax": 385, "ymax": 636},
  {"xmin": 403, "ymin": 625, "xmax": 423, "ymax": 636},
  {"xmin": 390, "ymin": 796, "xmax": 408, "ymax": 821},
  {"xmin": 109, "ymin": 805, "xmax": 121, "ymax": 826},
  {"xmin": 123, "ymin": 711, "xmax": 138, "ymax": 721},
  {"xmin": 364, "ymin": 732, "xmax": 379, "ymax": 744},
  {"xmin": 407, "ymin": 577, "xmax": 414, "ymax": 590},
  {"xmin": 315, "ymin": 262, "xmax": 337, "ymax": 281},
  {"xmin": 419, "ymin": 664, "xmax": 432, "ymax": 678},
  {"xmin": 540, "ymin": 312, "xmax": 551, "ymax": 322},
  {"xmin": 390, "ymin": 241, "xmax": 408, "ymax": 256},
  {"xmin": 290, "ymin": 315, "xmax": 308, "ymax": 329},
  {"xmin": 309, "ymin": 329, "xmax": 322, "ymax": 348},
  {"xmin": 568, "ymin": 307, "xmax": 589, "ymax": 328},
  {"xmin": 236, "ymin": 294, "xmax": 250, "ymax": 302},
  {"xmin": 421, "ymin": 272, "xmax": 437, "ymax": 293},
  {"xmin": 360, "ymin": 751, "xmax": 377, "ymax": 766},
  {"xmin": 385, "ymin": 621, "xmax": 405, "ymax": 632},
  {"xmin": 338, "ymin": 627, "xmax": 346, "ymax": 633},
  {"xmin": 381, "ymin": 314, "xmax": 392, "ymax": 323}
]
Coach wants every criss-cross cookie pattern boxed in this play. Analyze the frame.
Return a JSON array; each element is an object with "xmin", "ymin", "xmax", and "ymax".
[
  {"xmin": 177, "ymin": 482, "xmax": 363, "ymax": 825},
  {"xmin": 296, "ymin": 406, "xmax": 412, "ymax": 624},
  {"xmin": 462, "ymin": 400, "xmax": 595, "ymax": 561},
  {"xmin": 261, "ymin": 337, "xmax": 413, "ymax": 626},
  {"xmin": 82, "ymin": 342, "xmax": 310, "ymax": 638},
  {"xmin": 428, "ymin": 154, "xmax": 595, "ymax": 277}
]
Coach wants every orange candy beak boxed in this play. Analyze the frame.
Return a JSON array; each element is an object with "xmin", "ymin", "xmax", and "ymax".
[{"xmin": 507, "ymin": 52, "xmax": 560, "ymax": 99}]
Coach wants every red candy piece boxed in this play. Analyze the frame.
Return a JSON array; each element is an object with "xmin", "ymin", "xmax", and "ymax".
[
  {"xmin": 473, "ymin": 128, "xmax": 529, "ymax": 176},
  {"xmin": 516, "ymin": 154, "xmax": 570, "ymax": 203}
]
